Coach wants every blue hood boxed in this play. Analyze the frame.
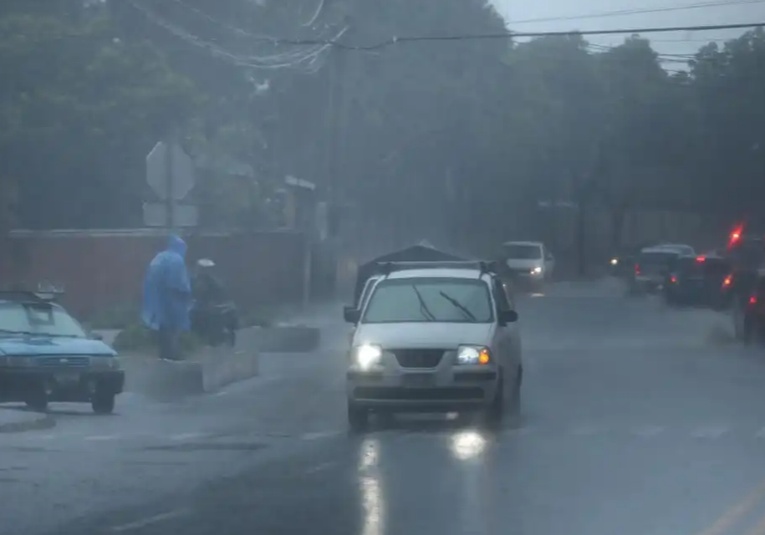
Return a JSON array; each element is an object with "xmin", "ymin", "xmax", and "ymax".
[
  {"xmin": 0, "ymin": 336, "xmax": 116, "ymax": 357},
  {"xmin": 167, "ymin": 234, "xmax": 187, "ymax": 258}
]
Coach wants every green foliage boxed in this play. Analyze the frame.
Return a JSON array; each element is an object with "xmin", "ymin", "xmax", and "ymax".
[
  {"xmin": 0, "ymin": 6, "xmax": 202, "ymax": 228},
  {"xmin": 113, "ymin": 323, "xmax": 202, "ymax": 355},
  {"xmin": 1, "ymin": 1, "xmax": 763, "ymax": 243}
]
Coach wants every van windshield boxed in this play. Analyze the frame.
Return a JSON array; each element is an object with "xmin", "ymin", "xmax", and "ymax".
[
  {"xmin": 504, "ymin": 244, "xmax": 542, "ymax": 260},
  {"xmin": 362, "ymin": 278, "xmax": 493, "ymax": 324}
]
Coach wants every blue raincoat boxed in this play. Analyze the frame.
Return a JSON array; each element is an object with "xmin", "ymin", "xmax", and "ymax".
[{"xmin": 141, "ymin": 235, "xmax": 192, "ymax": 331}]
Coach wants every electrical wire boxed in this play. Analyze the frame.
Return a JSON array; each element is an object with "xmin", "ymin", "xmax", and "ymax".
[
  {"xmin": 141, "ymin": 21, "xmax": 764, "ymax": 51},
  {"xmin": 504, "ymin": 0, "xmax": 765, "ymax": 26},
  {"xmin": 326, "ymin": 22, "xmax": 765, "ymax": 50},
  {"xmin": 127, "ymin": 0, "xmax": 347, "ymax": 70}
]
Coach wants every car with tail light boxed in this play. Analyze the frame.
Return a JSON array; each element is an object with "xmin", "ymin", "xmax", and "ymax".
[
  {"xmin": 0, "ymin": 291, "xmax": 124, "ymax": 413},
  {"xmin": 343, "ymin": 260, "xmax": 522, "ymax": 431},
  {"xmin": 663, "ymin": 253, "xmax": 731, "ymax": 308},
  {"xmin": 723, "ymin": 221, "xmax": 765, "ymax": 342}
]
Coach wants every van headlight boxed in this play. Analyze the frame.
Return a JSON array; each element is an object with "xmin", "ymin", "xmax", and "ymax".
[
  {"xmin": 351, "ymin": 344, "xmax": 383, "ymax": 370},
  {"xmin": 456, "ymin": 346, "xmax": 491, "ymax": 365},
  {"xmin": 530, "ymin": 266, "xmax": 543, "ymax": 276}
]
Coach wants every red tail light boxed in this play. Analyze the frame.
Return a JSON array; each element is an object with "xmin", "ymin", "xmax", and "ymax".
[
  {"xmin": 728, "ymin": 224, "xmax": 744, "ymax": 249},
  {"xmin": 634, "ymin": 264, "xmax": 641, "ymax": 275},
  {"xmin": 670, "ymin": 275, "xmax": 678, "ymax": 284},
  {"xmin": 696, "ymin": 255, "xmax": 706, "ymax": 263},
  {"xmin": 722, "ymin": 274, "xmax": 733, "ymax": 288},
  {"xmin": 749, "ymin": 295, "xmax": 758, "ymax": 306}
]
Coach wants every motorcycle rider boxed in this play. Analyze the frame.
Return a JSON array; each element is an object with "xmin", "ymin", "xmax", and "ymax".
[
  {"xmin": 191, "ymin": 259, "xmax": 237, "ymax": 345},
  {"xmin": 192, "ymin": 258, "xmax": 226, "ymax": 307}
]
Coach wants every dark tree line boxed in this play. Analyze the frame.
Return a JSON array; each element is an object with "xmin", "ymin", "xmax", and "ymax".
[{"xmin": 0, "ymin": 1, "xmax": 762, "ymax": 249}]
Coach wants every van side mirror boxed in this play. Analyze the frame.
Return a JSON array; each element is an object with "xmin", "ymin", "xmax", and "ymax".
[
  {"xmin": 90, "ymin": 332, "xmax": 104, "ymax": 341},
  {"xmin": 343, "ymin": 306, "xmax": 361, "ymax": 324},
  {"xmin": 498, "ymin": 309, "xmax": 518, "ymax": 324}
]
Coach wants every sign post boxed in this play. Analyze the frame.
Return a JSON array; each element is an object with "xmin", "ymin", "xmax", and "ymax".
[{"xmin": 145, "ymin": 140, "xmax": 197, "ymax": 228}]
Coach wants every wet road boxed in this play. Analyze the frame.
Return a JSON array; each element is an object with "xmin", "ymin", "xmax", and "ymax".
[{"xmin": 6, "ymin": 280, "xmax": 765, "ymax": 535}]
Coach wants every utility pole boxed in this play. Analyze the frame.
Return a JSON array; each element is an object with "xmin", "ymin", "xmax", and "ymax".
[{"xmin": 164, "ymin": 130, "xmax": 176, "ymax": 232}]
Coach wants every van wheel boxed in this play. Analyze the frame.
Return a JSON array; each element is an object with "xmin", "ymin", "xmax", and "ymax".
[
  {"xmin": 347, "ymin": 403, "xmax": 368, "ymax": 432},
  {"xmin": 92, "ymin": 392, "xmax": 115, "ymax": 414},
  {"xmin": 508, "ymin": 367, "xmax": 522, "ymax": 418},
  {"xmin": 25, "ymin": 388, "xmax": 48, "ymax": 413},
  {"xmin": 733, "ymin": 301, "xmax": 748, "ymax": 342},
  {"xmin": 485, "ymin": 375, "xmax": 505, "ymax": 427}
]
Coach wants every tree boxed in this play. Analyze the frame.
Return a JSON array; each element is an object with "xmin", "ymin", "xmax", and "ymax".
[{"xmin": 0, "ymin": 5, "xmax": 201, "ymax": 228}]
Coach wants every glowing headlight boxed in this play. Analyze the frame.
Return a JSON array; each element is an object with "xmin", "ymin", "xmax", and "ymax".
[
  {"xmin": 530, "ymin": 266, "xmax": 543, "ymax": 275},
  {"xmin": 610, "ymin": 258, "xmax": 619, "ymax": 266},
  {"xmin": 352, "ymin": 344, "xmax": 383, "ymax": 370},
  {"xmin": 456, "ymin": 346, "xmax": 491, "ymax": 365}
]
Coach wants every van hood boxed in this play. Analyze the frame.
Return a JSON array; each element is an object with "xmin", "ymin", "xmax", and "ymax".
[
  {"xmin": 505, "ymin": 258, "xmax": 543, "ymax": 270},
  {"xmin": 353, "ymin": 322, "xmax": 494, "ymax": 348}
]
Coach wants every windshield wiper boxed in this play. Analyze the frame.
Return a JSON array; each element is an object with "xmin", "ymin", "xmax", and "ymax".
[
  {"xmin": 439, "ymin": 291, "xmax": 477, "ymax": 322},
  {"xmin": 0, "ymin": 328, "xmax": 38, "ymax": 336},
  {"xmin": 411, "ymin": 285, "xmax": 436, "ymax": 321}
]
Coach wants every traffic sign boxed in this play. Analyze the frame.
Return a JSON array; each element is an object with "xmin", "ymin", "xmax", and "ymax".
[
  {"xmin": 146, "ymin": 141, "xmax": 195, "ymax": 201},
  {"xmin": 142, "ymin": 202, "xmax": 198, "ymax": 227}
]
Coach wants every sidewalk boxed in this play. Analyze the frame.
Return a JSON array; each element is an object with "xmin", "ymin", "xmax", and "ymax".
[{"xmin": 0, "ymin": 406, "xmax": 54, "ymax": 433}]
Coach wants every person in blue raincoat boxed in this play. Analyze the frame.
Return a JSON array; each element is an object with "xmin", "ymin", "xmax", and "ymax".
[{"xmin": 141, "ymin": 235, "xmax": 192, "ymax": 360}]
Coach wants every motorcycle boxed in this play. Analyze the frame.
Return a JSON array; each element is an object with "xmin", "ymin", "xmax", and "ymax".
[{"xmin": 191, "ymin": 300, "xmax": 238, "ymax": 347}]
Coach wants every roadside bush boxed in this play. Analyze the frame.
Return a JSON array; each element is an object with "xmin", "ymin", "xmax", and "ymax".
[
  {"xmin": 112, "ymin": 323, "xmax": 202, "ymax": 356},
  {"xmin": 85, "ymin": 303, "xmax": 138, "ymax": 330}
]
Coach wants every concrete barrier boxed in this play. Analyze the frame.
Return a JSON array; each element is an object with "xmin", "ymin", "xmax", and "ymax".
[
  {"xmin": 242, "ymin": 325, "xmax": 321, "ymax": 353},
  {"xmin": 121, "ymin": 347, "xmax": 259, "ymax": 400}
]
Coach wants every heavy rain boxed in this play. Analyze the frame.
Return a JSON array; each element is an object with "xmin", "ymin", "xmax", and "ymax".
[{"xmin": 1, "ymin": 1, "xmax": 765, "ymax": 534}]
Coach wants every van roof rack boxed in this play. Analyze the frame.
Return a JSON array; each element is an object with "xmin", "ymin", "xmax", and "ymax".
[{"xmin": 374, "ymin": 260, "xmax": 499, "ymax": 278}]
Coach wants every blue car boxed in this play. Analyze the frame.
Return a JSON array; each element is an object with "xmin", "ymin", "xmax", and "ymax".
[{"xmin": 0, "ymin": 291, "xmax": 124, "ymax": 413}]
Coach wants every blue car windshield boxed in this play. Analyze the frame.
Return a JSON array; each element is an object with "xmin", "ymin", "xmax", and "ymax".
[{"xmin": 0, "ymin": 302, "xmax": 86, "ymax": 338}]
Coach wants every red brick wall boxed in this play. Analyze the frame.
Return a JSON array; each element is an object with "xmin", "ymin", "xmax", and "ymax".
[{"xmin": 0, "ymin": 230, "xmax": 308, "ymax": 317}]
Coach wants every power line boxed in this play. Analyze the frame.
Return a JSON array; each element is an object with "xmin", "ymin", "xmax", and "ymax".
[
  {"xmin": 209, "ymin": 22, "xmax": 765, "ymax": 50},
  {"xmin": 504, "ymin": 0, "xmax": 765, "ymax": 26}
]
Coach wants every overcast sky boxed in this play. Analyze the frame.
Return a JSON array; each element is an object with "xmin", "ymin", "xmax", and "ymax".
[{"xmin": 490, "ymin": 0, "xmax": 764, "ymax": 68}]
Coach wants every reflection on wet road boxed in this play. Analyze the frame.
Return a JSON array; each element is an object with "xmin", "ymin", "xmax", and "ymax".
[{"xmin": 7, "ymin": 280, "xmax": 765, "ymax": 535}]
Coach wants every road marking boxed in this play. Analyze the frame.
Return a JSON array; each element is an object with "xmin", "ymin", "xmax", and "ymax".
[
  {"xmin": 691, "ymin": 426, "xmax": 729, "ymax": 439},
  {"xmin": 631, "ymin": 425, "xmax": 666, "ymax": 438},
  {"xmin": 170, "ymin": 432, "xmax": 204, "ymax": 441},
  {"xmin": 110, "ymin": 509, "xmax": 190, "ymax": 532},
  {"xmin": 301, "ymin": 431, "xmax": 341, "ymax": 441},
  {"xmin": 503, "ymin": 427, "xmax": 532, "ymax": 437},
  {"xmin": 571, "ymin": 425, "xmax": 600, "ymax": 436},
  {"xmin": 743, "ymin": 510, "xmax": 765, "ymax": 535},
  {"xmin": 694, "ymin": 480, "xmax": 765, "ymax": 535},
  {"xmin": 85, "ymin": 435, "xmax": 120, "ymax": 441},
  {"xmin": 305, "ymin": 461, "xmax": 337, "ymax": 474}
]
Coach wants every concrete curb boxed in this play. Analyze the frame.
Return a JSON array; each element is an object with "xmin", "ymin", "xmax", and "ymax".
[
  {"xmin": 244, "ymin": 326, "xmax": 321, "ymax": 353},
  {"xmin": 0, "ymin": 409, "xmax": 55, "ymax": 433},
  {"xmin": 121, "ymin": 347, "xmax": 259, "ymax": 399}
]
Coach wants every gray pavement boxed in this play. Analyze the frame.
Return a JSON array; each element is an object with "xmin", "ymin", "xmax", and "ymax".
[
  {"xmin": 0, "ymin": 406, "xmax": 53, "ymax": 432},
  {"xmin": 5, "ymin": 280, "xmax": 765, "ymax": 535}
]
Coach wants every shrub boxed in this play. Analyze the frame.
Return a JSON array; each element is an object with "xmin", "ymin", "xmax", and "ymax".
[{"xmin": 112, "ymin": 323, "xmax": 203, "ymax": 357}]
